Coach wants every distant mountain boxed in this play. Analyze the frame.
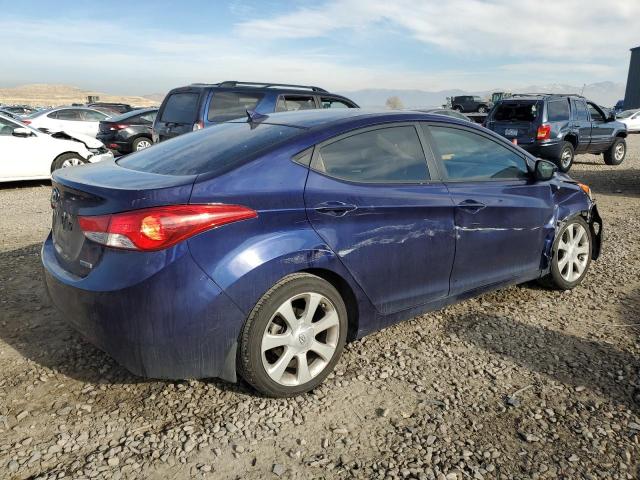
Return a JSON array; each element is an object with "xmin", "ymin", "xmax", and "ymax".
[
  {"xmin": 143, "ymin": 92, "xmax": 167, "ymax": 103},
  {"xmin": 340, "ymin": 82, "xmax": 626, "ymax": 109},
  {"xmin": 0, "ymin": 84, "xmax": 158, "ymax": 108}
]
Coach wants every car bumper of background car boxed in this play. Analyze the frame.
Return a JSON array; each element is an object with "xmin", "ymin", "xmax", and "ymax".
[
  {"xmin": 41, "ymin": 233, "xmax": 246, "ymax": 381},
  {"xmin": 519, "ymin": 140, "xmax": 563, "ymax": 160},
  {"xmin": 87, "ymin": 151, "xmax": 114, "ymax": 163}
]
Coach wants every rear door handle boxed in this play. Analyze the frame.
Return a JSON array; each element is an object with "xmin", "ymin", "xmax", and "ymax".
[
  {"xmin": 314, "ymin": 201, "xmax": 357, "ymax": 216},
  {"xmin": 457, "ymin": 199, "xmax": 486, "ymax": 213}
]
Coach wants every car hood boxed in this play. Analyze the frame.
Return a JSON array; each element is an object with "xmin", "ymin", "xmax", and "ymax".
[{"xmin": 50, "ymin": 130, "xmax": 104, "ymax": 149}]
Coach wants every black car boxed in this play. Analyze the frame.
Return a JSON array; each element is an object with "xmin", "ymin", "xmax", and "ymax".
[
  {"xmin": 485, "ymin": 94, "xmax": 628, "ymax": 172},
  {"xmin": 153, "ymin": 80, "xmax": 359, "ymax": 142},
  {"xmin": 450, "ymin": 95, "xmax": 493, "ymax": 113},
  {"xmin": 97, "ymin": 108, "xmax": 157, "ymax": 154},
  {"xmin": 88, "ymin": 102, "xmax": 134, "ymax": 114}
]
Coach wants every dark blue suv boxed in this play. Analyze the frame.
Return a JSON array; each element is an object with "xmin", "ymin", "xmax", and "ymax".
[
  {"xmin": 485, "ymin": 94, "xmax": 627, "ymax": 172},
  {"xmin": 153, "ymin": 81, "xmax": 359, "ymax": 142}
]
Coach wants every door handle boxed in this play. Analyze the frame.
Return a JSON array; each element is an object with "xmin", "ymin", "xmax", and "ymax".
[
  {"xmin": 457, "ymin": 199, "xmax": 486, "ymax": 213},
  {"xmin": 314, "ymin": 201, "xmax": 357, "ymax": 216}
]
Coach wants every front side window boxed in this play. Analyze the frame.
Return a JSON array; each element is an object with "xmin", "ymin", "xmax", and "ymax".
[
  {"xmin": 547, "ymin": 100, "xmax": 570, "ymax": 122},
  {"xmin": 208, "ymin": 92, "xmax": 263, "ymax": 122},
  {"xmin": 312, "ymin": 126, "xmax": 430, "ymax": 183},
  {"xmin": 426, "ymin": 125, "xmax": 528, "ymax": 181},
  {"xmin": 275, "ymin": 95, "xmax": 316, "ymax": 112},
  {"xmin": 82, "ymin": 110, "xmax": 108, "ymax": 121},
  {"xmin": 321, "ymin": 98, "xmax": 353, "ymax": 109},
  {"xmin": 587, "ymin": 103, "xmax": 604, "ymax": 122}
]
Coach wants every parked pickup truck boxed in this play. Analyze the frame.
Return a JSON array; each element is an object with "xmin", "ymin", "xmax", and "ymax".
[{"xmin": 485, "ymin": 94, "xmax": 628, "ymax": 172}]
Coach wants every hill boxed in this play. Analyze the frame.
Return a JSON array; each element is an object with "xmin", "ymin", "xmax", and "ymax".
[{"xmin": 0, "ymin": 84, "xmax": 159, "ymax": 108}]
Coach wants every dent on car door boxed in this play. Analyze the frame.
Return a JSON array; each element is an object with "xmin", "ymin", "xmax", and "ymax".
[
  {"xmin": 303, "ymin": 124, "xmax": 456, "ymax": 315},
  {"xmin": 423, "ymin": 124, "xmax": 555, "ymax": 295}
]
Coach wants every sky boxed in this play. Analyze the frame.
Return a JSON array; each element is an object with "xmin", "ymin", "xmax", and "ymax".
[{"xmin": 0, "ymin": 0, "xmax": 638, "ymax": 95}]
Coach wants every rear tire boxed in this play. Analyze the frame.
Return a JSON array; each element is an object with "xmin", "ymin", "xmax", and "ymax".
[
  {"xmin": 132, "ymin": 137, "xmax": 153, "ymax": 152},
  {"xmin": 238, "ymin": 273, "xmax": 347, "ymax": 397},
  {"xmin": 452, "ymin": 105, "xmax": 463, "ymax": 112},
  {"xmin": 555, "ymin": 141, "xmax": 574, "ymax": 173},
  {"xmin": 603, "ymin": 137, "xmax": 626, "ymax": 165},
  {"xmin": 539, "ymin": 217, "xmax": 592, "ymax": 290},
  {"xmin": 51, "ymin": 153, "xmax": 86, "ymax": 172}
]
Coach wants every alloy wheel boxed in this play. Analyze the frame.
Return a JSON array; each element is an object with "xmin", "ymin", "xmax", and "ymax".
[
  {"xmin": 136, "ymin": 140, "xmax": 152, "ymax": 151},
  {"xmin": 557, "ymin": 223, "xmax": 589, "ymax": 282},
  {"xmin": 261, "ymin": 292, "xmax": 340, "ymax": 386},
  {"xmin": 61, "ymin": 157, "xmax": 83, "ymax": 168},
  {"xmin": 614, "ymin": 142, "xmax": 625, "ymax": 162},
  {"xmin": 560, "ymin": 148, "xmax": 573, "ymax": 169}
]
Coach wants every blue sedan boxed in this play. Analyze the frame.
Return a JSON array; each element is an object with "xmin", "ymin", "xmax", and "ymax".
[{"xmin": 42, "ymin": 109, "xmax": 602, "ymax": 397}]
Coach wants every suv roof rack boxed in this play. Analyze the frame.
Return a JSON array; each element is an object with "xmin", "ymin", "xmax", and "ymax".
[
  {"xmin": 216, "ymin": 81, "xmax": 328, "ymax": 93},
  {"xmin": 510, "ymin": 92, "xmax": 585, "ymax": 98}
]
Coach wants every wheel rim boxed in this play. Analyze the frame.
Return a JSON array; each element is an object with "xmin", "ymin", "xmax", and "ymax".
[
  {"xmin": 136, "ymin": 140, "xmax": 151, "ymax": 151},
  {"xmin": 614, "ymin": 142, "xmax": 625, "ymax": 161},
  {"xmin": 261, "ymin": 292, "xmax": 340, "ymax": 386},
  {"xmin": 561, "ymin": 148, "xmax": 572, "ymax": 169},
  {"xmin": 61, "ymin": 157, "xmax": 83, "ymax": 168},
  {"xmin": 479, "ymin": 107, "xmax": 486, "ymax": 113},
  {"xmin": 557, "ymin": 223, "xmax": 589, "ymax": 282}
]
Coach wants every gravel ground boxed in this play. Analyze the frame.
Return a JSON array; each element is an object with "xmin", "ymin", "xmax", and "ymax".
[{"xmin": 1, "ymin": 136, "xmax": 639, "ymax": 480}]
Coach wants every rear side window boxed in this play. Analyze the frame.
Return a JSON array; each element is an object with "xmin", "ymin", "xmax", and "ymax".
[
  {"xmin": 160, "ymin": 92, "xmax": 200, "ymax": 124},
  {"xmin": 118, "ymin": 122, "xmax": 300, "ymax": 176},
  {"xmin": 493, "ymin": 102, "xmax": 539, "ymax": 122},
  {"xmin": 208, "ymin": 92, "xmax": 263, "ymax": 122},
  {"xmin": 312, "ymin": 126, "xmax": 429, "ymax": 183},
  {"xmin": 547, "ymin": 100, "xmax": 570, "ymax": 121},
  {"xmin": 276, "ymin": 96, "xmax": 316, "ymax": 112},
  {"xmin": 427, "ymin": 126, "xmax": 528, "ymax": 181}
]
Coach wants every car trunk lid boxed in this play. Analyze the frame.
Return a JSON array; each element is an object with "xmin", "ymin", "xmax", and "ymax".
[{"xmin": 50, "ymin": 159, "xmax": 197, "ymax": 277}]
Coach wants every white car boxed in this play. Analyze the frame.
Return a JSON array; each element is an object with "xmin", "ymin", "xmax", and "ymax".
[
  {"xmin": 23, "ymin": 106, "xmax": 110, "ymax": 138},
  {"xmin": 617, "ymin": 109, "xmax": 640, "ymax": 132},
  {"xmin": 0, "ymin": 113, "xmax": 113, "ymax": 183}
]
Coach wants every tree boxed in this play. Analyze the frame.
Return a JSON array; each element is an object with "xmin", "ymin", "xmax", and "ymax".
[{"xmin": 385, "ymin": 96, "xmax": 404, "ymax": 110}]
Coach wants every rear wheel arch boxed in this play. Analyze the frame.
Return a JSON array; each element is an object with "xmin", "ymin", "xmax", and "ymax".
[{"xmin": 563, "ymin": 134, "xmax": 578, "ymax": 149}]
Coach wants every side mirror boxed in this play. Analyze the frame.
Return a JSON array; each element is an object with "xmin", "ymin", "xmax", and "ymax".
[
  {"xmin": 534, "ymin": 159, "xmax": 557, "ymax": 181},
  {"xmin": 12, "ymin": 127, "xmax": 33, "ymax": 138}
]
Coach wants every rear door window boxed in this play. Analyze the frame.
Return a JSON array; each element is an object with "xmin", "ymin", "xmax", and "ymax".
[
  {"xmin": 207, "ymin": 92, "xmax": 263, "ymax": 122},
  {"xmin": 160, "ymin": 92, "xmax": 200, "ymax": 124},
  {"xmin": 312, "ymin": 126, "xmax": 430, "ymax": 183},
  {"xmin": 54, "ymin": 109, "xmax": 83, "ymax": 121},
  {"xmin": 547, "ymin": 100, "xmax": 570, "ymax": 121},
  {"xmin": 493, "ymin": 102, "xmax": 539, "ymax": 122},
  {"xmin": 276, "ymin": 95, "xmax": 317, "ymax": 112}
]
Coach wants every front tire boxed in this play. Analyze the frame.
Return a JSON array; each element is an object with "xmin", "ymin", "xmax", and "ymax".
[
  {"xmin": 478, "ymin": 105, "xmax": 488, "ymax": 113},
  {"xmin": 238, "ymin": 273, "xmax": 348, "ymax": 397},
  {"xmin": 603, "ymin": 137, "xmax": 626, "ymax": 165},
  {"xmin": 555, "ymin": 141, "xmax": 575, "ymax": 173},
  {"xmin": 539, "ymin": 217, "xmax": 592, "ymax": 290},
  {"xmin": 51, "ymin": 153, "xmax": 86, "ymax": 172}
]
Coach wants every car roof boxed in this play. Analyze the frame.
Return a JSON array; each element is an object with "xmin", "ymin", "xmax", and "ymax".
[{"xmin": 168, "ymin": 82, "xmax": 352, "ymax": 99}]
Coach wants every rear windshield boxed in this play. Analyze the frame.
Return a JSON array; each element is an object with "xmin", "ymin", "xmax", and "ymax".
[
  {"xmin": 208, "ymin": 92, "xmax": 263, "ymax": 122},
  {"xmin": 160, "ymin": 92, "xmax": 200, "ymax": 124},
  {"xmin": 493, "ymin": 101, "xmax": 540, "ymax": 122},
  {"xmin": 118, "ymin": 121, "xmax": 301, "ymax": 176}
]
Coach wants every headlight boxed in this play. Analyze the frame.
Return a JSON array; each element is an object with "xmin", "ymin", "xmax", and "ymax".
[{"xmin": 577, "ymin": 182, "xmax": 593, "ymax": 200}]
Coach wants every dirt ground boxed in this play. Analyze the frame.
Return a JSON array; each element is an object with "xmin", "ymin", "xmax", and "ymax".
[{"xmin": 1, "ymin": 136, "xmax": 639, "ymax": 480}]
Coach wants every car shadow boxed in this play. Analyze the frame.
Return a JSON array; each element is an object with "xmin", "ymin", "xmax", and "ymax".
[
  {"xmin": 568, "ymin": 167, "xmax": 640, "ymax": 198},
  {"xmin": 0, "ymin": 243, "xmax": 252, "ymax": 394},
  {"xmin": 0, "ymin": 179, "xmax": 50, "ymax": 190},
  {"xmin": 445, "ymin": 291, "xmax": 640, "ymax": 414}
]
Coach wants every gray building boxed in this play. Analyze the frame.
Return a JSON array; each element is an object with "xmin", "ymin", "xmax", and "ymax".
[{"xmin": 623, "ymin": 46, "xmax": 640, "ymax": 109}]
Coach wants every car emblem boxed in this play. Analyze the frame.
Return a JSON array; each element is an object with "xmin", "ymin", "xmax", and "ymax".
[
  {"xmin": 298, "ymin": 333, "xmax": 307, "ymax": 345},
  {"xmin": 50, "ymin": 187, "xmax": 61, "ymax": 209}
]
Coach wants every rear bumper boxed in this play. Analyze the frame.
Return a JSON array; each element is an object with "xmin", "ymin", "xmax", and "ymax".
[
  {"xmin": 519, "ymin": 140, "xmax": 563, "ymax": 160},
  {"xmin": 96, "ymin": 134, "xmax": 131, "ymax": 153},
  {"xmin": 41, "ymin": 233, "xmax": 246, "ymax": 381},
  {"xmin": 88, "ymin": 151, "xmax": 114, "ymax": 164}
]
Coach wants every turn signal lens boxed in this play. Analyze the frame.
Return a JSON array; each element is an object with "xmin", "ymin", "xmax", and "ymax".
[
  {"xmin": 577, "ymin": 183, "xmax": 592, "ymax": 199},
  {"xmin": 78, "ymin": 204, "xmax": 257, "ymax": 251}
]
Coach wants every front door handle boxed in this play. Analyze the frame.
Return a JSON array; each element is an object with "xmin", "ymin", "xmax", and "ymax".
[
  {"xmin": 314, "ymin": 201, "xmax": 357, "ymax": 216},
  {"xmin": 457, "ymin": 199, "xmax": 486, "ymax": 213}
]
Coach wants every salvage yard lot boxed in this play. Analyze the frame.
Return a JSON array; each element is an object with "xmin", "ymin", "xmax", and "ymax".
[{"xmin": 1, "ymin": 137, "xmax": 639, "ymax": 479}]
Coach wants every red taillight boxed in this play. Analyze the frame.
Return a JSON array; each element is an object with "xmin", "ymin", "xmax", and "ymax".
[
  {"xmin": 109, "ymin": 124, "xmax": 129, "ymax": 131},
  {"xmin": 22, "ymin": 119, "xmax": 32, "ymax": 125},
  {"xmin": 78, "ymin": 204, "xmax": 257, "ymax": 251},
  {"xmin": 537, "ymin": 124, "xmax": 551, "ymax": 140}
]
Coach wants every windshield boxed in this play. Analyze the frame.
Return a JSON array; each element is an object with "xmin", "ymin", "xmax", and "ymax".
[
  {"xmin": 617, "ymin": 109, "xmax": 639, "ymax": 119},
  {"xmin": 118, "ymin": 121, "xmax": 302, "ymax": 176},
  {"xmin": 492, "ymin": 101, "xmax": 540, "ymax": 122}
]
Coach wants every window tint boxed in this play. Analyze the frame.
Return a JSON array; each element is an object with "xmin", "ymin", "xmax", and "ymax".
[
  {"xmin": 160, "ymin": 92, "xmax": 200, "ymax": 124},
  {"xmin": 312, "ymin": 126, "xmax": 429, "ymax": 183},
  {"xmin": 82, "ymin": 110, "xmax": 108, "ymax": 121},
  {"xmin": 118, "ymin": 122, "xmax": 300, "ymax": 176},
  {"xmin": 208, "ymin": 92, "xmax": 263, "ymax": 122},
  {"xmin": 140, "ymin": 111, "xmax": 157, "ymax": 123},
  {"xmin": 587, "ymin": 103, "xmax": 604, "ymax": 122},
  {"xmin": 276, "ymin": 95, "xmax": 316, "ymax": 112},
  {"xmin": 572, "ymin": 100, "xmax": 589, "ymax": 121},
  {"xmin": 493, "ymin": 102, "xmax": 539, "ymax": 122},
  {"xmin": 320, "ymin": 98, "xmax": 353, "ymax": 109},
  {"xmin": 0, "ymin": 117, "xmax": 16, "ymax": 136},
  {"xmin": 547, "ymin": 100, "xmax": 570, "ymax": 121},
  {"xmin": 427, "ymin": 126, "xmax": 528, "ymax": 181},
  {"xmin": 54, "ymin": 109, "xmax": 83, "ymax": 121}
]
